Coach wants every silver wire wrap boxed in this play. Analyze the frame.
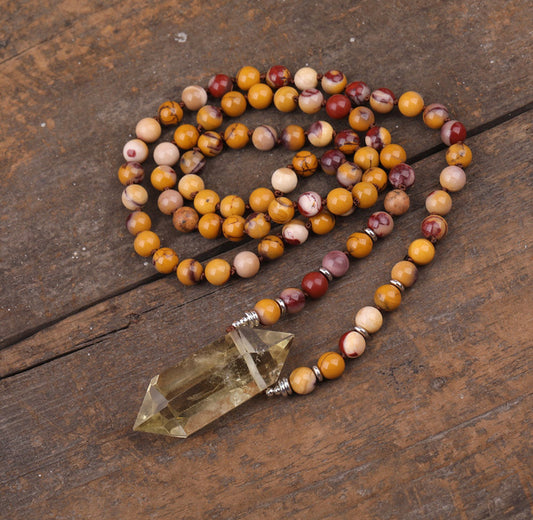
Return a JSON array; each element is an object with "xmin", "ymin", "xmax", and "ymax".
[
  {"xmin": 265, "ymin": 377, "xmax": 292, "ymax": 397},
  {"xmin": 231, "ymin": 310, "xmax": 260, "ymax": 329}
]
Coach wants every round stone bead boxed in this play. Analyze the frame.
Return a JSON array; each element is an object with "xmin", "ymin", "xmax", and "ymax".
[
  {"xmin": 374, "ymin": 284, "xmax": 402, "ymax": 311},
  {"xmin": 249, "ymin": 187, "xmax": 275, "ymax": 213},
  {"xmin": 320, "ymin": 149, "xmax": 346, "ymax": 175},
  {"xmin": 298, "ymin": 88, "xmax": 324, "ymax": 114},
  {"xmin": 337, "ymin": 162, "xmax": 363, "ymax": 188},
  {"xmin": 325, "ymin": 94, "xmax": 352, "ymax": 119},
  {"xmin": 158, "ymin": 101, "xmax": 184, "ymax": 125},
  {"xmin": 222, "ymin": 215, "xmax": 246, "ymax": 241},
  {"xmin": 258, "ymin": 235, "xmax": 284, "ymax": 260},
  {"xmin": 236, "ymin": 65, "xmax": 261, "ymax": 90},
  {"xmin": 322, "ymin": 250, "xmax": 350, "ymax": 278},
  {"xmin": 334, "ymin": 129, "xmax": 360, "ymax": 155},
  {"xmin": 153, "ymin": 142, "xmax": 180, "ymax": 166},
  {"xmin": 172, "ymin": 206, "xmax": 199, "ymax": 233},
  {"xmin": 268, "ymin": 196, "xmax": 295, "ymax": 224},
  {"xmin": 365, "ymin": 126, "xmax": 392, "ymax": 151},
  {"xmin": 421, "ymin": 215, "xmax": 448, "ymax": 242},
  {"xmin": 280, "ymin": 125, "xmax": 306, "ymax": 151},
  {"xmin": 292, "ymin": 151, "xmax": 318, "ymax": 177},
  {"xmin": 423, "ymin": 103, "xmax": 449, "ymax": 129},
  {"xmin": 308, "ymin": 210, "xmax": 336, "ymax": 235},
  {"xmin": 346, "ymin": 232, "xmax": 373, "ymax": 258},
  {"xmin": 221, "ymin": 91, "xmax": 247, "ymax": 117},
  {"xmin": 353, "ymin": 147, "xmax": 380, "ymax": 170},
  {"xmin": 207, "ymin": 74, "xmax": 233, "ymax": 98},
  {"xmin": 181, "ymin": 85, "xmax": 208, "ymax": 110},
  {"xmin": 273, "ymin": 86, "xmax": 299, "ymax": 112},
  {"xmin": 289, "ymin": 367, "xmax": 317, "ymax": 395},
  {"xmin": 204, "ymin": 258, "xmax": 232, "ymax": 286},
  {"xmin": 384, "ymin": 189, "xmax": 410, "ymax": 216},
  {"xmin": 224, "ymin": 123, "xmax": 250, "ymax": 150},
  {"xmin": 123, "ymin": 139, "xmax": 149, "ymax": 163},
  {"xmin": 398, "ymin": 91, "xmax": 424, "ymax": 117},
  {"xmin": 220, "ymin": 195, "xmax": 246, "ymax": 217},
  {"xmin": 355, "ymin": 306, "xmax": 383, "ymax": 334},
  {"xmin": 178, "ymin": 173, "xmax": 205, "ymax": 200},
  {"xmin": 352, "ymin": 181, "xmax": 378, "ymax": 208},
  {"xmin": 271, "ymin": 167, "xmax": 298, "ymax": 193},
  {"xmin": 339, "ymin": 331, "xmax": 366, "ymax": 358},
  {"xmin": 134, "ymin": 230, "xmax": 160, "ymax": 257},
  {"xmin": 308, "ymin": 121, "xmax": 335, "ymax": 147},
  {"xmin": 380, "ymin": 144, "xmax": 407, "ymax": 170},
  {"xmin": 122, "ymin": 184, "xmax": 148, "ymax": 211},
  {"xmin": 318, "ymin": 352, "xmax": 345, "ymax": 379},
  {"xmin": 152, "ymin": 247, "xmax": 179, "ymax": 274},
  {"xmin": 362, "ymin": 167, "xmax": 388, "ymax": 191},
  {"xmin": 196, "ymin": 105, "xmax": 223, "ymax": 130},
  {"xmin": 327, "ymin": 187, "xmax": 354, "ymax": 216},
  {"xmin": 157, "ymin": 189, "xmax": 183, "ymax": 215},
  {"xmin": 297, "ymin": 191, "xmax": 322, "ymax": 217},
  {"xmin": 367, "ymin": 211, "xmax": 394, "ymax": 238},
  {"xmin": 194, "ymin": 189, "xmax": 220, "ymax": 215},
  {"xmin": 293, "ymin": 66, "xmax": 318, "ymax": 90},
  {"xmin": 440, "ymin": 165, "xmax": 466, "ymax": 192},
  {"xmin": 425, "ymin": 190, "xmax": 452, "ymax": 215},
  {"xmin": 266, "ymin": 65, "xmax": 292, "ymax": 88},
  {"xmin": 408, "ymin": 238, "xmax": 435, "ymax": 265},
  {"xmin": 441, "ymin": 120, "xmax": 467, "ymax": 145},
  {"xmin": 135, "ymin": 117, "xmax": 161, "ymax": 143},
  {"xmin": 282, "ymin": 219, "xmax": 309, "ymax": 245},
  {"xmin": 197, "ymin": 131, "xmax": 224, "ymax": 157},
  {"xmin": 345, "ymin": 81, "xmax": 371, "ymax": 105},
  {"xmin": 174, "ymin": 124, "xmax": 200, "ymax": 150},
  {"xmin": 370, "ymin": 88, "xmax": 396, "ymax": 113},
  {"xmin": 446, "ymin": 143, "xmax": 472, "ymax": 168},
  {"xmin": 233, "ymin": 251, "xmax": 260, "ymax": 278},
  {"xmin": 279, "ymin": 287, "xmax": 306, "ymax": 314},
  {"xmin": 179, "ymin": 150, "xmax": 206, "ymax": 175},
  {"xmin": 126, "ymin": 211, "xmax": 151, "ymax": 236},
  {"xmin": 244, "ymin": 212, "xmax": 271, "ymax": 239},
  {"xmin": 254, "ymin": 298, "xmax": 281, "ymax": 325},
  {"xmin": 389, "ymin": 163, "xmax": 415, "ymax": 189},
  {"xmin": 176, "ymin": 258, "xmax": 203, "ymax": 286},
  {"xmin": 198, "ymin": 213, "xmax": 223, "ymax": 239},
  {"xmin": 118, "ymin": 162, "xmax": 144, "ymax": 185},
  {"xmin": 391, "ymin": 260, "xmax": 418, "ymax": 287},
  {"xmin": 321, "ymin": 70, "xmax": 347, "ymax": 94},
  {"xmin": 247, "ymin": 83, "xmax": 273, "ymax": 110},
  {"xmin": 252, "ymin": 125, "xmax": 278, "ymax": 151},
  {"xmin": 349, "ymin": 106, "xmax": 375, "ymax": 132},
  {"xmin": 301, "ymin": 271, "xmax": 329, "ymax": 299},
  {"xmin": 151, "ymin": 165, "xmax": 177, "ymax": 191}
]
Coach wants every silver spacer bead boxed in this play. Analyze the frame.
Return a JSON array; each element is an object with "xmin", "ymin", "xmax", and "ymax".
[
  {"xmin": 231, "ymin": 310, "xmax": 260, "ymax": 329},
  {"xmin": 389, "ymin": 279, "xmax": 405, "ymax": 292},
  {"xmin": 353, "ymin": 325, "xmax": 370, "ymax": 340},
  {"xmin": 363, "ymin": 227, "xmax": 378, "ymax": 242},
  {"xmin": 312, "ymin": 365, "xmax": 324, "ymax": 382},
  {"xmin": 265, "ymin": 377, "xmax": 292, "ymax": 397},
  {"xmin": 275, "ymin": 297, "xmax": 287, "ymax": 318},
  {"xmin": 318, "ymin": 266, "xmax": 333, "ymax": 282}
]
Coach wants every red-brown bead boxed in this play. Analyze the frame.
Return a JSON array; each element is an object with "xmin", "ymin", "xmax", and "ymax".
[{"xmin": 301, "ymin": 271, "xmax": 329, "ymax": 299}]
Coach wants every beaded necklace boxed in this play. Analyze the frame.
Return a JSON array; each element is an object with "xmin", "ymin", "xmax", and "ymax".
[{"xmin": 118, "ymin": 65, "xmax": 472, "ymax": 438}]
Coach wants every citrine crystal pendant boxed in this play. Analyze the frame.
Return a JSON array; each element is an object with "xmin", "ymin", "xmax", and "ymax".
[{"xmin": 133, "ymin": 327, "xmax": 294, "ymax": 438}]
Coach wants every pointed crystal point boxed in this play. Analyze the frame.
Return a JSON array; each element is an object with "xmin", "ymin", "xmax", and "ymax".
[{"xmin": 133, "ymin": 327, "xmax": 294, "ymax": 438}]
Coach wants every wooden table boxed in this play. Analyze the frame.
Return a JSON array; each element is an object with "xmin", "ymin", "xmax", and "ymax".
[{"xmin": 1, "ymin": 1, "xmax": 532, "ymax": 518}]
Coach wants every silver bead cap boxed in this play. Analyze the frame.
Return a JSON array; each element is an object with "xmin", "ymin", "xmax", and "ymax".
[
  {"xmin": 363, "ymin": 227, "xmax": 378, "ymax": 242},
  {"xmin": 318, "ymin": 266, "xmax": 333, "ymax": 282},
  {"xmin": 265, "ymin": 377, "xmax": 292, "ymax": 397},
  {"xmin": 231, "ymin": 310, "xmax": 260, "ymax": 329},
  {"xmin": 389, "ymin": 279, "xmax": 405, "ymax": 292},
  {"xmin": 275, "ymin": 297, "xmax": 287, "ymax": 318},
  {"xmin": 353, "ymin": 325, "xmax": 370, "ymax": 340}
]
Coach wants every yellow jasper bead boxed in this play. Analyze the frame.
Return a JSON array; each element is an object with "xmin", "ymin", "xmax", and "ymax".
[
  {"xmin": 204, "ymin": 258, "xmax": 232, "ymax": 286},
  {"xmin": 289, "ymin": 367, "xmax": 317, "ymax": 395},
  {"xmin": 408, "ymin": 238, "xmax": 435, "ymax": 265},
  {"xmin": 268, "ymin": 196, "xmax": 295, "ymax": 224},
  {"xmin": 247, "ymin": 83, "xmax": 273, "ymax": 110},
  {"xmin": 152, "ymin": 247, "xmax": 179, "ymax": 274},
  {"xmin": 326, "ymin": 187, "xmax": 354, "ymax": 216},
  {"xmin": 374, "ymin": 284, "xmax": 402, "ymax": 311},
  {"xmin": 446, "ymin": 143, "xmax": 472, "ymax": 167},
  {"xmin": 236, "ymin": 65, "xmax": 261, "ymax": 90},
  {"xmin": 196, "ymin": 105, "xmax": 223, "ymax": 130},
  {"xmin": 198, "ymin": 213, "xmax": 223, "ymax": 239},
  {"xmin": 349, "ymin": 106, "xmax": 375, "ymax": 132},
  {"xmin": 354, "ymin": 146, "xmax": 380, "ymax": 170},
  {"xmin": 317, "ymin": 352, "xmax": 345, "ymax": 379},
  {"xmin": 220, "ymin": 195, "xmax": 246, "ymax": 217},
  {"xmin": 174, "ymin": 124, "xmax": 200, "ymax": 150},
  {"xmin": 134, "ymin": 230, "xmax": 160, "ymax": 257},
  {"xmin": 254, "ymin": 298, "xmax": 281, "ymax": 326},
  {"xmin": 258, "ymin": 235, "xmax": 284, "ymax": 260},
  {"xmin": 352, "ymin": 181, "xmax": 378, "ymax": 209},
  {"xmin": 380, "ymin": 144, "xmax": 407, "ymax": 170},
  {"xmin": 150, "ymin": 165, "xmax": 177, "ymax": 191},
  {"xmin": 398, "ymin": 91, "xmax": 424, "ymax": 117},
  {"xmin": 308, "ymin": 210, "xmax": 335, "ymax": 235},
  {"xmin": 362, "ymin": 167, "xmax": 388, "ymax": 191},
  {"xmin": 224, "ymin": 123, "xmax": 250, "ymax": 149},
  {"xmin": 391, "ymin": 260, "xmax": 418, "ymax": 287},
  {"xmin": 193, "ymin": 189, "xmax": 220, "ymax": 215},
  {"xmin": 249, "ymin": 187, "xmax": 275, "ymax": 213},
  {"xmin": 222, "ymin": 215, "xmax": 246, "ymax": 241},
  {"xmin": 274, "ymin": 86, "xmax": 299, "ymax": 112},
  {"xmin": 220, "ymin": 91, "xmax": 247, "ymax": 117},
  {"xmin": 346, "ymin": 232, "xmax": 373, "ymax": 258},
  {"xmin": 176, "ymin": 258, "xmax": 203, "ymax": 286}
]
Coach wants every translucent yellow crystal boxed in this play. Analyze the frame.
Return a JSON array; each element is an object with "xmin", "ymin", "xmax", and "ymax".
[{"xmin": 133, "ymin": 327, "xmax": 294, "ymax": 438}]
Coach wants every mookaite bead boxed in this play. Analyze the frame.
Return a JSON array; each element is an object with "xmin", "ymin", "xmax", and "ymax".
[
  {"xmin": 391, "ymin": 260, "xmax": 418, "ymax": 287},
  {"xmin": 408, "ymin": 238, "xmax": 435, "ymax": 265},
  {"xmin": 176, "ymin": 258, "xmax": 203, "ymax": 286},
  {"xmin": 122, "ymin": 184, "xmax": 148, "ymax": 211},
  {"xmin": 320, "ymin": 149, "xmax": 346, "ymax": 175},
  {"xmin": 334, "ymin": 129, "xmax": 360, "ymax": 155},
  {"xmin": 441, "ymin": 120, "xmax": 467, "ymax": 146},
  {"xmin": 279, "ymin": 287, "xmax": 306, "ymax": 314},
  {"xmin": 380, "ymin": 144, "xmax": 407, "ymax": 170},
  {"xmin": 327, "ymin": 187, "xmax": 354, "ymax": 216},
  {"xmin": 207, "ymin": 74, "xmax": 233, "ymax": 98},
  {"xmin": 421, "ymin": 215, "xmax": 448, "ymax": 242},
  {"xmin": 198, "ymin": 213, "xmax": 223, "ymax": 239},
  {"xmin": 152, "ymin": 247, "xmax": 179, "ymax": 274},
  {"xmin": 198, "ymin": 131, "xmax": 224, "ymax": 157},
  {"xmin": 118, "ymin": 162, "xmax": 144, "ymax": 185},
  {"xmin": 345, "ymin": 81, "xmax": 371, "ymax": 105},
  {"xmin": 254, "ymin": 298, "xmax": 281, "ymax": 325},
  {"xmin": 178, "ymin": 173, "xmax": 205, "ymax": 200},
  {"xmin": 423, "ymin": 103, "xmax": 449, "ymax": 129},
  {"xmin": 220, "ymin": 195, "xmax": 246, "ymax": 217},
  {"xmin": 289, "ymin": 367, "xmax": 317, "ymax": 395},
  {"xmin": 134, "ymin": 230, "xmax": 160, "ymax": 257},
  {"xmin": 325, "ymin": 94, "xmax": 352, "ymax": 119},
  {"xmin": 292, "ymin": 151, "xmax": 318, "ymax": 177},
  {"xmin": 446, "ymin": 143, "xmax": 472, "ymax": 167},
  {"xmin": 236, "ymin": 65, "xmax": 261, "ymax": 90},
  {"xmin": 153, "ymin": 142, "xmax": 180, "ymax": 166},
  {"xmin": 158, "ymin": 189, "xmax": 183, "ymax": 215},
  {"xmin": 301, "ymin": 271, "xmax": 328, "ymax": 299},
  {"xmin": 273, "ymin": 86, "xmax": 299, "ymax": 112},
  {"xmin": 297, "ymin": 191, "xmax": 322, "ymax": 217},
  {"xmin": 280, "ymin": 125, "xmax": 306, "ymax": 150},
  {"xmin": 338, "ymin": 330, "xmax": 366, "ymax": 358},
  {"xmin": 194, "ymin": 189, "xmax": 220, "ymax": 215},
  {"xmin": 174, "ymin": 124, "xmax": 200, "ymax": 150},
  {"xmin": 352, "ymin": 181, "xmax": 378, "ymax": 208},
  {"xmin": 126, "ymin": 211, "xmax": 151, "ymax": 235},
  {"xmin": 249, "ymin": 187, "xmax": 275, "ymax": 213},
  {"xmin": 266, "ymin": 65, "xmax": 292, "ymax": 88},
  {"xmin": 247, "ymin": 83, "xmax": 273, "ymax": 110},
  {"xmin": 181, "ymin": 85, "xmax": 208, "ymax": 111},
  {"xmin": 158, "ymin": 100, "xmax": 184, "ymax": 125},
  {"xmin": 308, "ymin": 210, "xmax": 335, "ymax": 235},
  {"xmin": 123, "ymin": 139, "xmax": 149, "ymax": 163},
  {"xmin": 204, "ymin": 258, "xmax": 232, "ymax": 286},
  {"xmin": 298, "ymin": 88, "xmax": 324, "ymax": 114},
  {"xmin": 384, "ymin": 189, "xmax": 410, "ymax": 216},
  {"xmin": 355, "ymin": 306, "xmax": 383, "ymax": 334},
  {"xmin": 440, "ymin": 165, "xmax": 466, "ymax": 192},
  {"xmin": 172, "ymin": 206, "xmax": 199, "ymax": 233},
  {"xmin": 353, "ymin": 147, "xmax": 380, "ymax": 170},
  {"xmin": 365, "ymin": 126, "xmax": 391, "ymax": 151},
  {"xmin": 389, "ymin": 163, "xmax": 415, "ymax": 189},
  {"xmin": 308, "ymin": 121, "xmax": 335, "ymax": 147},
  {"xmin": 317, "ymin": 352, "xmax": 345, "ymax": 379},
  {"xmin": 224, "ymin": 123, "xmax": 249, "ymax": 149},
  {"xmin": 374, "ymin": 284, "xmax": 402, "ymax": 311},
  {"xmin": 268, "ymin": 197, "xmax": 295, "ymax": 224},
  {"xmin": 151, "ymin": 165, "xmax": 177, "ymax": 191},
  {"xmin": 346, "ymin": 232, "xmax": 373, "ymax": 258},
  {"xmin": 349, "ymin": 106, "xmax": 375, "ymax": 132},
  {"xmin": 321, "ymin": 70, "xmax": 347, "ymax": 94},
  {"xmin": 258, "ymin": 235, "xmax": 284, "ymax": 260},
  {"xmin": 222, "ymin": 215, "xmax": 246, "ymax": 241},
  {"xmin": 370, "ymin": 88, "xmax": 396, "ymax": 113},
  {"xmin": 322, "ymin": 250, "xmax": 350, "ymax": 278},
  {"xmin": 293, "ymin": 66, "xmax": 318, "ymax": 90},
  {"xmin": 367, "ymin": 211, "xmax": 394, "ymax": 238},
  {"xmin": 282, "ymin": 219, "xmax": 309, "ymax": 245},
  {"xmin": 398, "ymin": 91, "xmax": 424, "ymax": 117},
  {"xmin": 337, "ymin": 162, "xmax": 363, "ymax": 188},
  {"xmin": 196, "ymin": 105, "xmax": 223, "ymax": 130},
  {"xmin": 271, "ymin": 167, "xmax": 298, "ymax": 193},
  {"xmin": 252, "ymin": 125, "xmax": 278, "ymax": 151},
  {"xmin": 425, "ymin": 190, "xmax": 452, "ymax": 215},
  {"xmin": 179, "ymin": 150, "xmax": 206, "ymax": 175},
  {"xmin": 244, "ymin": 212, "xmax": 271, "ymax": 239},
  {"xmin": 233, "ymin": 251, "xmax": 260, "ymax": 278},
  {"xmin": 135, "ymin": 117, "xmax": 161, "ymax": 143},
  {"xmin": 221, "ymin": 91, "xmax": 247, "ymax": 117},
  {"xmin": 362, "ymin": 167, "xmax": 388, "ymax": 191}
]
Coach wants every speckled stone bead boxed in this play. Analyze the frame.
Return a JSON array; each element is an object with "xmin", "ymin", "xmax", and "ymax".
[
  {"xmin": 249, "ymin": 187, "xmax": 275, "ymax": 213},
  {"xmin": 207, "ymin": 74, "xmax": 233, "ymax": 98},
  {"xmin": 334, "ymin": 129, "xmax": 360, "ymax": 155},
  {"xmin": 174, "ymin": 124, "xmax": 200, "ymax": 150},
  {"xmin": 236, "ymin": 66, "xmax": 261, "ymax": 90},
  {"xmin": 266, "ymin": 65, "xmax": 292, "ymax": 88},
  {"xmin": 273, "ymin": 86, "xmax": 299, "ymax": 112},
  {"xmin": 222, "ymin": 215, "xmax": 246, "ymax": 241},
  {"xmin": 244, "ymin": 212, "xmax": 271, "ymax": 239},
  {"xmin": 346, "ymin": 232, "xmax": 373, "ymax": 258},
  {"xmin": 198, "ymin": 213, "xmax": 223, "ymax": 239},
  {"xmin": 289, "ymin": 367, "xmax": 317, "ymax": 395},
  {"xmin": 370, "ymin": 88, "xmax": 396, "ymax": 113},
  {"xmin": 181, "ymin": 85, "xmax": 208, "ymax": 110},
  {"xmin": 297, "ymin": 191, "xmax": 322, "ymax": 217},
  {"xmin": 440, "ymin": 165, "xmax": 466, "ymax": 192},
  {"xmin": 122, "ymin": 184, "xmax": 148, "ymax": 211},
  {"xmin": 151, "ymin": 165, "xmax": 177, "ymax": 191},
  {"xmin": 152, "ymin": 247, "xmax": 179, "ymax": 274},
  {"xmin": 353, "ymin": 146, "xmax": 380, "ymax": 170},
  {"xmin": 362, "ymin": 166, "xmax": 388, "ymax": 191},
  {"xmin": 221, "ymin": 91, "xmax": 247, "ymax": 117},
  {"xmin": 224, "ymin": 123, "xmax": 250, "ymax": 149},
  {"xmin": 384, "ymin": 189, "xmax": 410, "ymax": 216},
  {"xmin": 194, "ymin": 189, "xmax": 220, "ymax": 215},
  {"xmin": 352, "ymin": 181, "xmax": 378, "ymax": 209},
  {"xmin": 178, "ymin": 173, "xmax": 205, "ymax": 200},
  {"xmin": 158, "ymin": 189, "xmax": 183, "ymax": 215},
  {"xmin": 446, "ymin": 143, "xmax": 472, "ymax": 167},
  {"xmin": 252, "ymin": 125, "xmax": 278, "ymax": 151},
  {"xmin": 398, "ymin": 91, "xmax": 424, "ymax": 117},
  {"xmin": 258, "ymin": 235, "xmax": 284, "ymax": 260},
  {"xmin": 135, "ymin": 117, "xmax": 161, "ymax": 143},
  {"xmin": 321, "ymin": 70, "xmax": 347, "ymax": 94},
  {"xmin": 298, "ymin": 88, "xmax": 324, "ymax": 114},
  {"xmin": 308, "ymin": 210, "xmax": 336, "ymax": 235},
  {"xmin": 172, "ymin": 206, "xmax": 199, "ymax": 233},
  {"xmin": 308, "ymin": 121, "xmax": 335, "ymax": 147},
  {"xmin": 380, "ymin": 144, "xmax": 407, "ymax": 170},
  {"xmin": 220, "ymin": 195, "xmax": 246, "ymax": 217},
  {"xmin": 118, "ymin": 162, "xmax": 144, "ymax": 185},
  {"xmin": 320, "ymin": 149, "xmax": 346, "ymax": 175},
  {"xmin": 408, "ymin": 238, "xmax": 435, "ymax": 265},
  {"xmin": 123, "ymin": 139, "xmax": 149, "ymax": 163},
  {"xmin": 204, "ymin": 258, "xmax": 232, "ymax": 286},
  {"xmin": 374, "ymin": 284, "xmax": 402, "ymax": 311},
  {"xmin": 282, "ymin": 219, "xmax": 309, "ymax": 245},
  {"xmin": 440, "ymin": 120, "xmax": 467, "ymax": 145},
  {"xmin": 254, "ymin": 298, "xmax": 281, "ymax": 325},
  {"xmin": 425, "ymin": 190, "xmax": 452, "ymax": 215},
  {"xmin": 322, "ymin": 250, "xmax": 350, "ymax": 278},
  {"xmin": 389, "ymin": 163, "xmax": 415, "ymax": 189},
  {"xmin": 421, "ymin": 215, "xmax": 448, "ymax": 242},
  {"xmin": 318, "ymin": 352, "xmax": 345, "ymax": 379},
  {"xmin": 367, "ymin": 211, "xmax": 394, "ymax": 238},
  {"xmin": 327, "ymin": 187, "xmax": 354, "ymax": 216},
  {"xmin": 197, "ymin": 131, "xmax": 224, "ymax": 157},
  {"xmin": 349, "ymin": 106, "xmax": 375, "ymax": 132},
  {"xmin": 233, "ymin": 251, "xmax": 260, "ymax": 278},
  {"xmin": 355, "ymin": 306, "xmax": 383, "ymax": 334},
  {"xmin": 279, "ymin": 287, "xmax": 306, "ymax": 314},
  {"xmin": 179, "ymin": 150, "xmax": 206, "ymax": 175},
  {"xmin": 158, "ymin": 101, "xmax": 184, "ymax": 126},
  {"xmin": 126, "ymin": 211, "xmax": 151, "ymax": 235},
  {"xmin": 271, "ymin": 167, "xmax": 298, "ymax": 193},
  {"xmin": 280, "ymin": 125, "xmax": 306, "ymax": 151},
  {"xmin": 176, "ymin": 258, "xmax": 203, "ymax": 286},
  {"xmin": 338, "ymin": 330, "xmax": 366, "ymax": 358},
  {"xmin": 365, "ymin": 126, "xmax": 392, "ymax": 151},
  {"xmin": 268, "ymin": 196, "xmax": 295, "ymax": 224},
  {"xmin": 196, "ymin": 105, "xmax": 223, "ymax": 130},
  {"xmin": 293, "ymin": 66, "xmax": 318, "ymax": 90},
  {"xmin": 301, "ymin": 271, "xmax": 329, "ymax": 299},
  {"xmin": 153, "ymin": 142, "xmax": 180, "ymax": 166},
  {"xmin": 336, "ymin": 162, "xmax": 363, "ymax": 188},
  {"xmin": 423, "ymin": 103, "xmax": 449, "ymax": 129},
  {"xmin": 247, "ymin": 83, "xmax": 273, "ymax": 110},
  {"xmin": 134, "ymin": 230, "xmax": 160, "ymax": 257},
  {"xmin": 345, "ymin": 81, "xmax": 371, "ymax": 105},
  {"xmin": 292, "ymin": 151, "xmax": 318, "ymax": 177},
  {"xmin": 391, "ymin": 260, "xmax": 418, "ymax": 288},
  {"xmin": 325, "ymin": 94, "xmax": 352, "ymax": 119}
]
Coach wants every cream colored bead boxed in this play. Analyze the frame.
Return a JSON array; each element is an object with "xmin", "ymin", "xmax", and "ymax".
[
  {"xmin": 123, "ymin": 139, "xmax": 149, "ymax": 163},
  {"xmin": 135, "ymin": 117, "xmax": 161, "ymax": 143},
  {"xmin": 308, "ymin": 121, "xmax": 334, "ymax": 147},
  {"xmin": 233, "ymin": 251, "xmax": 260, "ymax": 278},
  {"xmin": 282, "ymin": 219, "xmax": 309, "ymax": 245},
  {"xmin": 289, "ymin": 367, "xmax": 317, "ymax": 395},
  {"xmin": 122, "ymin": 184, "xmax": 148, "ymax": 211},
  {"xmin": 439, "ymin": 166, "xmax": 466, "ymax": 192},
  {"xmin": 355, "ymin": 306, "xmax": 383, "ymax": 334},
  {"xmin": 426, "ymin": 190, "xmax": 453, "ymax": 215},
  {"xmin": 339, "ymin": 330, "xmax": 366, "ymax": 358},
  {"xmin": 293, "ymin": 67, "xmax": 318, "ymax": 90},
  {"xmin": 153, "ymin": 142, "xmax": 180, "ymax": 166},
  {"xmin": 298, "ymin": 89, "xmax": 324, "ymax": 114},
  {"xmin": 178, "ymin": 174, "xmax": 205, "ymax": 200},
  {"xmin": 181, "ymin": 85, "xmax": 208, "ymax": 110},
  {"xmin": 271, "ymin": 167, "xmax": 298, "ymax": 193}
]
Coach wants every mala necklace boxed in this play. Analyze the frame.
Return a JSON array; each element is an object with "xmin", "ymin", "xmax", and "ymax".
[{"xmin": 118, "ymin": 65, "xmax": 472, "ymax": 438}]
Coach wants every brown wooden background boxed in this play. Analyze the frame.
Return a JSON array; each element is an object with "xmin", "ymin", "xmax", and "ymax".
[{"xmin": 1, "ymin": 1, "xmax": 532, "ymax": 518}]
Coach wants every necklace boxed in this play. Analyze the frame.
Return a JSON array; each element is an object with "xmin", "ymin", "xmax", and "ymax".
[{"xmin": 117, "ymin": 65, "xmax": 472, "ymax": 438}]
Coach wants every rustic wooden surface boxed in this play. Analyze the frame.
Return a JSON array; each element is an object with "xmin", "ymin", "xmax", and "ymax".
[{"xmin": 1, "ymin": 1, "xmax": 532, "ymax": 518}]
